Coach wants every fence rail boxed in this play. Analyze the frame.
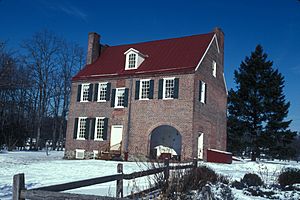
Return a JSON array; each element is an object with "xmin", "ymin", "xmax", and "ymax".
[{"xmin": 13, "ymin": 158, "xmax": 197, "ymax": 200}]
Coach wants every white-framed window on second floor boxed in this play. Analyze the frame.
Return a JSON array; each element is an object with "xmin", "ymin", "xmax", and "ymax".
[
  {"xmin": 140, "ymin": 79, "xmax": 150, "ymax": 99},
  {"xmin": 163, "ymin": 78, "xmax": 175, "ymax": 99},
  {"xmin": 94, "ymin": 117, "xmax": 105, "ymax": 141},
  {"xmin": 115, "ymin": 88, "xmax": 125, "ymax": 108},
  {"xmin": 128, "ymin": 53, "xmax": 137, "ymax": 69},
  {"xmin": 199, "ymin": 80, "xmax": 207, "ymax": 104},
  {"xmin": 81, "ymin": 84, "xmax": 90, "ymax": 102},
  {"xmin": 98, "ymin": 82, "xmax": 107, "ymax": 101},
  {"xmin": 77, "ymin": 117, "xmax": 87, "ymax": 140},
  {"xmin": 212, "ymin": 60, "xmax": 217, "ymax": 77}
]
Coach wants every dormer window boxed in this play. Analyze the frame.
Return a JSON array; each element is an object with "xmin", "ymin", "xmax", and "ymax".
[
  {"xmin": 124, "ymin": 48, "xmax": 147, "ymax": 70},
  {"xmin": 128, "ymin": 53, "xmax": 137, "ymax": 69}
]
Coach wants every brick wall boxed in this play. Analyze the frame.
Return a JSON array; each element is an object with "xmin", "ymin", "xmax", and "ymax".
[
  {"xmin": 65, "ymin": 73, "xmax": 196, "ymax": 160},
  {"xmin": 192, "ymin": 32, "xmax": 227, "ymax": 161}
]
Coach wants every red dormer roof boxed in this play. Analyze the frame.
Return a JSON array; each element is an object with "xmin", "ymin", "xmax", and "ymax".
[{"xmin": 73, "ymin": 32, "xmax": 215, "ymax": 81}]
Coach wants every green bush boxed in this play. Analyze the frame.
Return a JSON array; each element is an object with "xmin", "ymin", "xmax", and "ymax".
[
  {"xmin": 241, "ymin": 173, "xmax": 263, "ymax": 187},
  {"xmin": 278, "ymin": 168, "xmax": 300, "ymax": 187}
]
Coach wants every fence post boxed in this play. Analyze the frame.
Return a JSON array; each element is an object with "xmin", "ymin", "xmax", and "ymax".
[
  {"xmin": 13, "ymin": 173, "xmax": 25, "ymax": 200},
  {"xmin": 164, "ymin": 158, "xmax": 169, "ymax": 188},
  {"xmin": 116, "ymin": 163, "xmax": 123, "ymax": 198},
  {"xmin": 193, "ymin": 158, "xmax": 198, "ymax": 170}
]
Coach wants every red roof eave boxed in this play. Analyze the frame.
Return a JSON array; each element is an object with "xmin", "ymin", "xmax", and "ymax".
[{"xmin": 72, "ymin": 66, "xmax": 196, "ymax": 82}]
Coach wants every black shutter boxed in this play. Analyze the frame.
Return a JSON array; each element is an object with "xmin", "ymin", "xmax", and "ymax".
[
  {"xmin": 149, "ymin": 80, "xmax": 154, "ymax": 99},
  {"xmin": 77, "ymin": 85, "xmax": 82, "ymax": 102},
  {"xmin": 124, "ymin": 88, "xmax": 129, "ymax": 107},
  {"xmin": 204, "ymin": 83, "xmax": 207, "ymax": 104},
  {"xmin": 174, "ymin": 78, "xmax": 179, "ymax": 99},
  {"xmin": 94, "ymin": 83, "xmax": 99, "ymax": 101},
  {"xmin": 106, "ymin": 82, "xmax": 111, "ymax": 101},
  {"xmin": 85, "ymin": 118, "xmax": 90, "ymax": 139},
  {"xmin": 111, "ymin": 89, "xmax": 116, "ymax": 107},
  {"xmin": 135, "ymin": 80, "xmax": 140, "ymax": 100},
  {"xmin": 158, "ymin": 79, "xmax": 163, "ymax": 99},
  {"xmin": 73, "ymin": 118, "xmax": 78, "ymax": 139},
  {"xmin": 90, "ymin": 118, "xmax": 96, "ymax": 140},
  {"xmin": 88, "ymin": 84, "xmax": 93, "ymax": 101},
  {"xmin": 103, "ymin": 118, "xmax": 108, "ymax": 140},
  {"xmin": 199, "ymin": 80, "xmax": 202, "ymax": 102}
]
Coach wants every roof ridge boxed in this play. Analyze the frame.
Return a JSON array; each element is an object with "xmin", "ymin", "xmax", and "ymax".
[{"xmin": 107, "ymin": 32, "xmax": 214, "ymax": 48}]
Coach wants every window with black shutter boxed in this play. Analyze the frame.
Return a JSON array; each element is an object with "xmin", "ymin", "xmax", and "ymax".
[
  {"xmin": 85, "ymin": 118, "xmax": 90, "ymax": 139},
  {"xmin": 90, "ymin": 118, "xmax": 96, "ymax": 140},
  {"xmin": 111, "ymin": 89, "xmax": 116, "ymax": 107},
  {"xmin": 77, "ymin": 85, "xmax": 82, "ymax": 102},
  {"xmin": 81, "ymin": 84, "xmax": 90, "ymax": 102},
  {"xmin": 94, "ymin": 83, "xmax": 99, "ymax": 101},
  {"xmin": 73, "ymin": 118, "xmax": 79, "ymax": 139},
  {"xmin": 106, "ymin": 82, "xmax": 111, "ymax": 101},
  {"xmin": 135, "ymin": 80, "xmax": 140, "ymax": 100},
  {"xmin": 158, "ymin": 79, "xmax": 163, "ymax": 99},
  {"xmin": 149, "ymin": 80, "xmax": 154, "ymax": 99},
  {"xmin": 124, "ymin": 88, "xmax": 129, "ymax": 107},
  {"xmin": 103, "ymin": 118, "xmax": 108, "ymax": 140},
  {"xmin": 173, "ymin": 78, "xmax": 179, "ymax": 99},
  {"xmin": 88, "ymin": 84, "xmax": 93, "ymax": 101},
  {"xmin": 76, "ymin": 117, "xmax": 87, "ymax": 139}
]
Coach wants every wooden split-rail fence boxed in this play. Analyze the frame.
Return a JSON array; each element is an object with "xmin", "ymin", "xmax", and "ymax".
[{"xmin": 13, "ymin": 159, "xmax": 198, "ymax": 200}]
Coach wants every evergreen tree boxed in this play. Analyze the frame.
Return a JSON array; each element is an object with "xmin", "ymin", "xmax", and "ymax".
[{"xmin": 227, "ymin": 45, "xmax": 296, "ymax": 160}]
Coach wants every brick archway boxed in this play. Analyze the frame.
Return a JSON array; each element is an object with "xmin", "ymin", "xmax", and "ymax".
[{"xmin": 149, "ymin": 125, "xmax": 182, "ymax": 160}]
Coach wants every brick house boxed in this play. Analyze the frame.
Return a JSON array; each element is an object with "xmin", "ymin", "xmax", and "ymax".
[{"xmin": 64, "ymin": 28, "xmax": 227, "ymax": 161}]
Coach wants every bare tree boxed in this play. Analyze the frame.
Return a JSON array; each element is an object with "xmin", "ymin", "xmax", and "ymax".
[
  {"xmin": 21, "ymin": 30, "xmax": 62, "ymax": 149},
  {"xmin": 0, "ymin": 41, "xmax": 31, "ymax": 150},
  {"xmin": 55, "ymin": 41, "xmax": 84, "ymax": 150}
]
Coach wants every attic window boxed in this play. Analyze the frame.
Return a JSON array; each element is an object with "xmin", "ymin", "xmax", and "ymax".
[
  {"xmin": 128, "ymin": 53, "xmax": 137, "ymax": 68},
  {"xmin": 124, "ymin": 48, "xmax": 146, "ymax": 70}
]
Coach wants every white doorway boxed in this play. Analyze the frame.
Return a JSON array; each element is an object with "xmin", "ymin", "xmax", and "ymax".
[
  {"xmin": 198, "ymin": 133, "xmax": 204, "ymax": 159},
  {"xmin": 110, "ymin": 125, "xmax": 123, "ymax": 151}
]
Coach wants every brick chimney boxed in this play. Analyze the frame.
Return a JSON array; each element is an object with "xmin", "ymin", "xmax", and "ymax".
[
  {"xmin": 213, "ymin": 27, "xmax": 224, "ymax": 67},
  {"xmin": 86, "ymin": 32, "xmax": 100, "ymax": 65},
  {"xmin": 213, "ymin": 27, "xmax": 224, "ymax": 53}
]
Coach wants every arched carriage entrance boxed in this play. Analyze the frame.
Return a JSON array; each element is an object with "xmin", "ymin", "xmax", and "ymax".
[{"xmin": 149, "ymin": 125, "xmax": 182, "ymax": 160}]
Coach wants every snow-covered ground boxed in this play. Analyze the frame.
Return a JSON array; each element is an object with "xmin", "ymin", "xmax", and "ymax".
[{"xmin": 0, "ymin": 151, "xmax": 299, "ymax": 199}]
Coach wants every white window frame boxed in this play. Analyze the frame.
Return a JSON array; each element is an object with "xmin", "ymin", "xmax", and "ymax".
[
  {"xmin": 80, "ymin": 83, "xmax": 90, "ymax": 102},
  {"xmin": 163, "ymin": 77, "xmax": 175, "ymax": 100},
  {"xmin": 125, "ymin": 52, "xmax": 138, "ymax": 70},
  {"xmin": 75, "ymin": 149, "xmax": 85, "ymax": 159},
  {"xmin": 115, "ymin": 88, "xmax": 125, "ymax": 108},
  {"xmin": 139, "ymin": 79, "xmax": 150, "ymax": 100},
  {"xmin": 97, "ymin": 82, "xmax": 108, "ymax": 102},
  {"xmin": 77, "ymin": 117, "xmax": 87, "ymax": 140},
  {"xmin": 200, "ymin": 81, "xmax": 206, "ymax": 104},
  {"xmin": 94, "ymin": 117, "xmax": 105, "ymax": 141},
  {"xmin": 212, "ymin": 60, "xmax": 217, "ymax": 77}
]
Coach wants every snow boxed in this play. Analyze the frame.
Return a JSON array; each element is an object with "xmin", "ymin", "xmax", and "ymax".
[
  {"xmin": 1, "ymin": 151, "xmax": 300, "ymax": 199},
  {"xmin": 0, "ymin": 151, "xmax": 151, "ymax": 199}
]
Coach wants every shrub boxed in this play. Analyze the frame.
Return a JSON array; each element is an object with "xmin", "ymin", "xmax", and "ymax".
[
  {"xmin": 218, "ymin": 174, "xmax": 230, "ymax": 185},
  {"xmin": 191, "ymin": 165, "xmax": 218, "ymax": 189},
  {"xmin": 231, "ymin": 180, "xmax": 245, "ymax": 189},
  {"xmin": 278, "ymin": 168, "xmax": 300, "ymax": 187},
  {"xmin": 159, "ymin": 165, "xmax": 218, "ymax": 198},
  {"xmin": 241, "ymin": 173, "xmax": 263, "ymax": 187}
]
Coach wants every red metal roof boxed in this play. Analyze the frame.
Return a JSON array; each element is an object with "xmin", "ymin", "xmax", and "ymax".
[{"xmin": 73, "ymin": 32, "xmax": 215, "ymax": 81}]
